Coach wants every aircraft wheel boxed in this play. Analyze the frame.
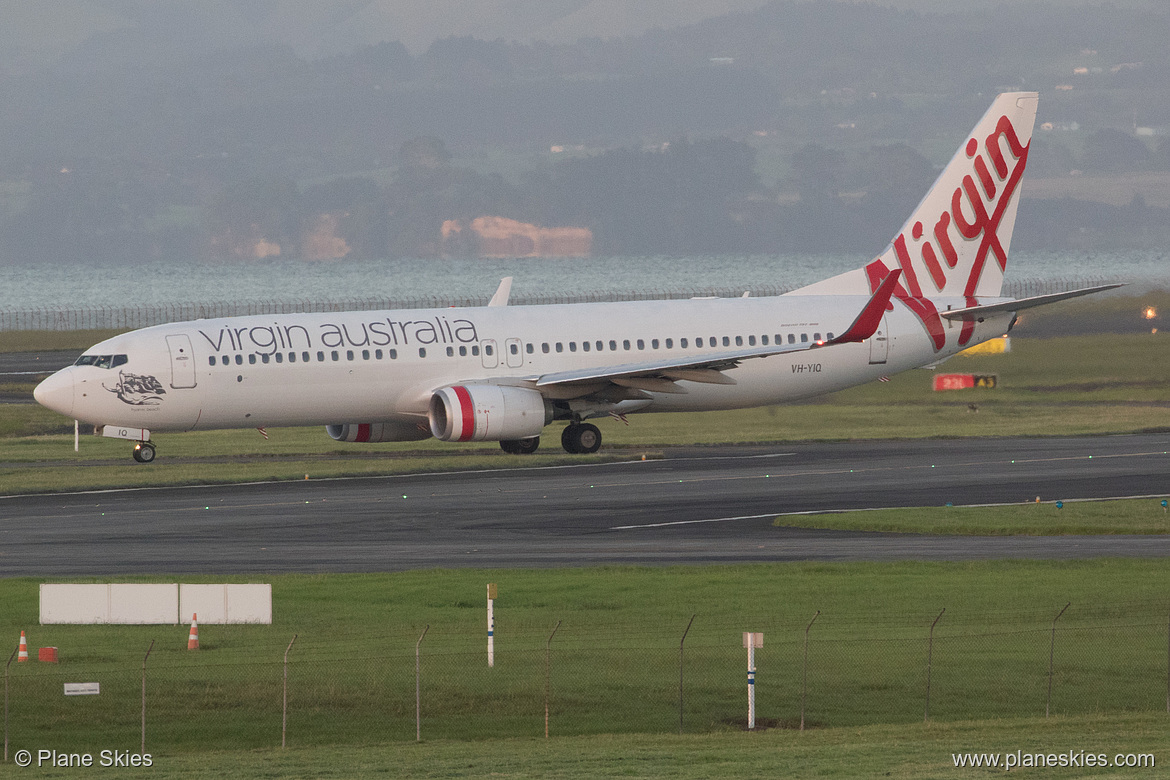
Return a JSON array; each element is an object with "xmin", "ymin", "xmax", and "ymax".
[
  {"xmin": 133, "ymin": 441, "xmax": 156, "ymax": 463},
  {"xmin": 500, "ymin": 440, "xmax": 519, "ymax": 454},
  {"xmin": 514, "ymin": 436, "xmax": 540, "ymax": 455},
  {"xmin": 562, "ymin": 423, "xmax": 601, "ymax": 454}
]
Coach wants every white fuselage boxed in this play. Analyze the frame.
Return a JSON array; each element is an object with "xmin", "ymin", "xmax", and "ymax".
[{"xmin": 37, "ymin": 292, "xmax": 1012, "ymax": 434}]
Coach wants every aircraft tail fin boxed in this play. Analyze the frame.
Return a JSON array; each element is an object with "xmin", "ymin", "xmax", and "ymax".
[{"xmin": 791, "ymin": 92, "xmax": 1039, "ymax": 299}]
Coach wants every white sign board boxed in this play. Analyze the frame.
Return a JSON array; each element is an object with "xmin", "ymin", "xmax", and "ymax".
[
  {"xmin": 64, "ymin": 683, "xmax": 100, "ymax": 696},
  {"xmin": 179, "ymin": 584, "xmax": 272, "ymax": 624}
]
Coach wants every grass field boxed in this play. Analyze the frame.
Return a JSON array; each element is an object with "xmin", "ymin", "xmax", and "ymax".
[
  {"xmin": 8, "ymin": 715, "xmax": 1167, "ymax": 779},
  {"xmin": 775, "ymin": 498, "xmax": 1170, "ymax": 535},
  {"xmin": 3, "ymin": 561, "xmax": 1169, "ymax": 759}
]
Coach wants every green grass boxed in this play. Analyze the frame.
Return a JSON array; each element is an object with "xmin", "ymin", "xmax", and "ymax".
[
  {"xmin": 2, "ymin": 562, "xmax": 1169, "ymax": 756},
  {"xmin": 0, "ymin": 328, "xmax": 127, "ymax": 353},
  {"xmin": 8, "ymin": 715, "xmax": 1167, "ymax": 778},
  {"xmin": 776, "ymin": 498, "xmax": 1170, "ymax": 536}
]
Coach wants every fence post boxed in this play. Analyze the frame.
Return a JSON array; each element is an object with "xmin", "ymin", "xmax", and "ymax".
[
  {"xmin": 924, "ymin": 608, "xmax": 945, "ymax": 722},
  {"xmin": 5, "ymin": 645, "xmax": 16, "ymax": 763},
  {"xmin": 282, "ymin": 634, "xmax": 297, "ymax": 748},
  {"xmin": 679, "ymin": 614, "xmax": 695, "ymax": 734},
  {"xmin": 1047, "ymin": 603, "xmax": 1070, "ymax": 718},
  {"xmin": 416, "ymin": 625, "xmax": 429, "ymax": 742},
  {"xmin": 545, "ymin": 620, "xmax": 561, "ymax": 739},
  {"xmin": 141, "ymin": 640, "xmax": 154, "ymax": 754},
  {"xmin": 801, "ymin": 611, "xmax": 819, "ymax": 731}
]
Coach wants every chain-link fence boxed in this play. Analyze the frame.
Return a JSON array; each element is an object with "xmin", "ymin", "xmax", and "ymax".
[
  {"xmin": 4, "ymin": 599, "xmax": 1168, "ymax": 758},
  {"xmin": 0, "ymin": 277, "xmax": 1118, "ymax": 332}
]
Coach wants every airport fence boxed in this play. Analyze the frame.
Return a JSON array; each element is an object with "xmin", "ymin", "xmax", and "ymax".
[
  {"xmin": 4, "ymin": 598, "xmax": 1169, "ymax": 756},
  {"xmin": 0, "ymin": 277, "xmax": 1120, "ymax": 332}
]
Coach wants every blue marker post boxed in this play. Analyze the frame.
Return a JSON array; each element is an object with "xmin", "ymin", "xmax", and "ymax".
[{"xmin": 743, "ymin": 632, "xmax": 763, "ymax": 729}]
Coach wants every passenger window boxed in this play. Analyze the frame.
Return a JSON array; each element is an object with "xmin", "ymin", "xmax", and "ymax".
[
  {"xmin": 651, "ymin": 339, "xmax": 659, "ymax": 349},
  {"xmin": 459, "ymin": 346, "xmax": 467, "ymax": 356},
  {"xmin": 511, "ymin": 343, "xmax": 519, "ymax": 354},
  {"xmin": 275, "ymin": 352, "xmax": 283, "ymax": 364},
  {"xmin": 775, "ymin": 334, "xmax": 783, "ymax": 344},
  {"xmin": 249, "ymin": 354, "xmax": 257, "ymax": 365},
  {"xmin": 788, "ymin": 334, "xmax": 796, "ymax": 345},
  {"xmin": 748, "ymin": 335, "xmax": 756, "ymax": 346},
  {"xmin": 569, "ymin": 342, "xmax": 577, "ymax": 352},
  {"xmin": 556, "ymin": 343, "xmax": 563, "ymax": 353},
  {"xmin": 542, "ymin": 343, "xmax": 550, "ymax": 354},
  {"xmin": 236, "ymin": 355, "xmax": 244, "ymax": 365},
  {"xmin": 363, "ymin": 349, "xmax": 371, "ymax": 360},
  {"xmin": 390, "ymin": 349, "xmax": 398, "ymax": 359},
  {"xmin": 346, "ymin": 350, "xmax": 354, "ymax": 361},
  {"xmin": 696, "ymin": 337, "xmax": 704, "ymax": 347},
  {"xmin": 419, "ymin": 348, "xmax": 427, "ymax": 358},
  {"xmin": 637, "ymin": 339, "xmax": 645, "ymax": 350},
  {"xmin": 827, "ymin": 332, "xmax": 835, "ymax": 340},
  {"xmin": 623, "ymin": 340, "xmax": 631, "ymax": 350},
  {"xmin": 735, "ymin": 336, "xmax": 743, "ymax": 346},
  {"xmin": 446, "ymin": 347, "xmax": 454, "ymax": 357},
  {"xmin": 262, "ymin": 354, "xmax": 270, "ymax": 364},
  {"xmin": 582, "ymin": 341, "xmax": 590, "ymax": 352},
  {"xmin": 485, "ymin": 344, "xmax": 494, "ymax": 356},
  {"xmin": 289, "ymin": 353, "xmax": 297, "ymax": 363},
  {"xmin": 814, "ymin": 333, "xmax": 822, "ymax": 342},
  {"xmin": 609, "ymin": 340, "xmax": 617, "ymax": 351},
  {"xmin": 801, "ymin": 334, "xmax": 809, "ymax": 343},
  {"xmin": 375, "ymin": 349, "xmax": 383, "ymax": 359},
  {"xmin": 680, "ymin": 338, "xmax": 688, "ymax": 348},
  {"xmin": 526, "ymin": 343, "xmax": 534, "ymax": 354},
  {"xmin": 762, "ymin": 335, "xmax": 769, "ymax": 346},
  {"xmin": 302, "ymin": 352, "xmax": 310, "ymax": 362},
  {"xmin": 471, "ymin": 346, "xmax": 479, "ymax": 356},
  {"xmin": 208, "ymin": 356, "xmax": 216, "ymax": 366},
  {"xmin": 722, "ymin": 337, "xmax": 730, "ymax": 347},
  {"xmin": 596, "ymin": 341, "xmax": 604, "ymax": 351},
  {"xmin": 317, "ymin": 351, "xmax": 325, "ymax": 362},
  {"xmin": 665, "ymin": 338, "xmax": 673, "ymax": 349},
  {"xmin": 331, "ymin": 351, "xmax": 340, "ymax": 361}
]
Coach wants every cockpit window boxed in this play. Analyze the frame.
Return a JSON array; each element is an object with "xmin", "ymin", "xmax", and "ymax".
[{"xmin": 74, "ymin": 354, "xmax": 128, "ymax": 369}]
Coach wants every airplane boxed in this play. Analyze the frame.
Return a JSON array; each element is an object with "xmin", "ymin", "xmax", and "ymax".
[{"xmin": 35, "ymin": 92, "xmax": 1118, "ymax": 463}]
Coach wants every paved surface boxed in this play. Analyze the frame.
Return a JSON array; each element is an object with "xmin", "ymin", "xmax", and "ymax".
[{"xmin": 2, "ymin": 434, "xmax": 1168, "ymax": 575}]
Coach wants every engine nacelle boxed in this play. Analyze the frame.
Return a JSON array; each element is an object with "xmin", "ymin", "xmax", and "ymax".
[
  {"xmin": 326, "ymin": 421, "xmax": 431, "ymax": 443},
  {"xmin": 429, "ymin": 385, "xmax": 552, "ymax": 442}
]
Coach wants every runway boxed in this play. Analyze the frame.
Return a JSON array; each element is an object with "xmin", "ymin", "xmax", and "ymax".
[{"xmin": 2, "ymin": 433, "xmax": 1168, "ymax": 575}]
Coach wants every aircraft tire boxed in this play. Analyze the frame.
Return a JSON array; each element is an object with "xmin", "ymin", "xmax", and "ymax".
[
  {"xmin": 562, "ymin": 423, "xmax": 601, "ymax": 454},
  {"xmin": 133, "ymin": 442, "xmax": 156, "ymax": 463},
  {"xmin": 514, "ymin": 436, "xmax": 540, "ymax": 455}
]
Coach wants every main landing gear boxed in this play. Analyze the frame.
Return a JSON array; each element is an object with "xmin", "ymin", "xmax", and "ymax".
[
  {"xmin": 499, "ymin": 437, "xmax": 540, "ymax": 455},
  {"xmin": 561, "ymin": 422, "xmax": 601, "ymax": 454},
  {"xmin": 132, "ymin": 441, "xmax": 156, "ymax": 463}
]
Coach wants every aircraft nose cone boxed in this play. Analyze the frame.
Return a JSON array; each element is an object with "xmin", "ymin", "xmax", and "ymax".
[{"xmin": 34, "ymin": 369, "xmax": 75, "ymax": 417}]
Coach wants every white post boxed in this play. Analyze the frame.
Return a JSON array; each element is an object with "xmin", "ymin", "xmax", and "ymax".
[
  {"xmin": 487, "ymin": 583, "xmax": 496, "ymax": 668},
  {"xmin": 74, "ymin": 420, "xmax": 79, "ymax": 452},
  {"xmin": 743, "ymin": 632, "xmax": 763, "ymax": 730}
]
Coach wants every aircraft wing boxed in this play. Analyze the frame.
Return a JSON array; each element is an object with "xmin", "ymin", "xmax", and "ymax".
[
  {"xmin": 939, "ymin": 284, "xmax": 1123, "ymax": 322},
  {"xmin": 533, "ymin": 270, "xmax": 902, "ymax": 390}
]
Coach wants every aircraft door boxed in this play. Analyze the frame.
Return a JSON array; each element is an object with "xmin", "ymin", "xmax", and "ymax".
[
  {"xmin": 505, "ymin": 338, "xmax": 523, "ymax": 368},
  {"xmin": 868, "ymin": 317, "xmax": 889, "ymax": 365},
  {"xmin": 480, "ymin": 339, "xmax": 499, "ymax": 369},
  {"xmin": 165, "ymin": 334, "xmax": 198, "ymax": 388}
]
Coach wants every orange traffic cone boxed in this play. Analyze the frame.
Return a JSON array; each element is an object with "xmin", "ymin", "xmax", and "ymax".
[
  {"xmin": 17, "ymin": 631, "xmax": 29, "ymax": 662},
  {"xmin": 187, "ymin": 613, "xmax": 199, "ymax": 650}
]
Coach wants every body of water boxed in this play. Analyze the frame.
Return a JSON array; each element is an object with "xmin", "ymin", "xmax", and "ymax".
[{"xmin": 1, "ymin": 251, "xmax": 1165, "ymax": 312}]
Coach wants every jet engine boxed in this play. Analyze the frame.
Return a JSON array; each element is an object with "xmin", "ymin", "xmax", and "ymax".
[
  {"xmin": 326, "ymin": 421, "xmax": 431, "ymax": 443},
  {"xmin": 429, "ymin": 385, "xmax": 552, "ymax": 442}
]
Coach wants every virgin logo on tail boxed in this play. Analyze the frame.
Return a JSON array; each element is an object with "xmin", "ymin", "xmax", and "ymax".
[{"xmin": 868, "ymin": 111, "xmax": 1031, "ymax": 350}]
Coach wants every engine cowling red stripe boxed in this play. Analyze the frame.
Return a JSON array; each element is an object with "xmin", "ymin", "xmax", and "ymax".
[
  {"xmin": 355, "ymin": 423, "xmax": 371, "ymax": 443},
  {"xmin": 453, "ymin": 386, "xmax": 475, "ymax": 441}
]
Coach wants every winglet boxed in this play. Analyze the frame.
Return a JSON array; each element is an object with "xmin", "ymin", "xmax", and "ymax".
[
  {"xmin": 488, "ymin": 277, "xmax": 513, "ymax": 307},
  {"xmin": 829, "ymin": 269, "xmax": 901, "ymax": 344}
]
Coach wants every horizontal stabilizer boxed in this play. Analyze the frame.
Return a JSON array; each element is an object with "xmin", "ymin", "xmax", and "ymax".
[{"xmin": 939, "ymin": 284, "xmax": 1123, "ymax": 321}]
